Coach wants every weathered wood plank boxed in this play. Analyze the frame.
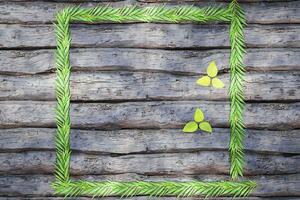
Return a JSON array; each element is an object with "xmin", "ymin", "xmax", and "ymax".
[
  {"xmin": 140, "ymin": 0, "xmax": 297, "ymax": 2},
  {"xmin": 1, "ymin": 24, "xmax": 300, "ymax": 48},
  {"xmin": 0, "ymin": 101, "xmax": 299, "ymax": 130},
  {"xmin": 0, "ymin": 1, "xmax": 299, "ymax": 24},
  {"xmin": 1, "ymin": 71, "xmax": 299, "ymax": 101},
  {"xmin": 0, "ymin": 174, "xmax": 299, "ymax": 196},
  {"xmin": 1, "ymin": 151, "xmax": 299, "ymax": 175},
  {"xmin": 146, "ymin": 0, "xmax": 298, "ymax": 2},
  {"xmin": 1, "ymin": 48, "xmax": 299, "ymax": 74},
  {"xmin": 1, "ymin": 128, "xmax": 299, "ymax": 154},
  {"xmin": 0, "ymin": 0, "xmax": 102, "ymax": 1},
  {"xmin": 0, "ymin": 0, "xmax": 294, "ymax": 2}
]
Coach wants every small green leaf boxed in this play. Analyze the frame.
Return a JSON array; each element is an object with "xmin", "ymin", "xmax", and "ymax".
[
  {"xmin": 212, "ymin": 77, "xmax": 225, "ymax": 89},
  {"xmin": 199, "ymin": 121, "xmax": 212, "ymax": 133},
  {"xmin": 207, "ymin": 61, "xmax": 218, "ymax": 78},
  {"xmin": 196, "ymin": 76, "xmax": 211, "ymax": 86},
  {"xmin": 183, "ymin": 121, "xmax": 198, "ymax": 133},
  {"xmin": 194, "ymin": 108, "xmax": 204, "ymax": 122}
]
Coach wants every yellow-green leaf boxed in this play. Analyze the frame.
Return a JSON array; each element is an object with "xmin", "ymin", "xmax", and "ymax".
[
  {"xmin": 207, "ymin": 61, "xmax": 218, "ymax": 78},
  {"xmin": 199, "ymin": 121, "xmax": 212, "ymax": 133},
  {"xmin": 196, "ymin": 76, "xmax": 211, "ymax": 86},
  {"xmin": 183, "ymin": 121, "xmax": 198, "ymax": 133},
  {"xmin": 212, "ymin": 77, "xmax": 225, "ymax": 89},
  {"xmin": 194, "ymin": 108, "xmax": 204, "ymax": 122}
]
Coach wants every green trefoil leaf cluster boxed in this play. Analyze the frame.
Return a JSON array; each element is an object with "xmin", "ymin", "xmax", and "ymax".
[{"xmin": 183, "ymin": 108, "xmax": 212, "ymax": 133}]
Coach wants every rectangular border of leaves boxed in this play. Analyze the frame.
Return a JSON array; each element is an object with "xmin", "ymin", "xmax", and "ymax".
[{"xmin": 52, "ymin": 1, "xmax": 257, "ymax": 198}]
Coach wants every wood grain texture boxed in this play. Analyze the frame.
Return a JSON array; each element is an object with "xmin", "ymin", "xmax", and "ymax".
[
  {"xmin": 0, "ymin": 174, "xmax": 300, "ymax": 197},
  {"xmin": 1, "ymin": 24, "xmax": 300, "ymax": 48},
  {"xmin": 136, "ymin": 0, "xmax": 298, "ymax": 4},
  {"xmin": 0, "ymin": 101, "xmax": 299, "ymax": 130},
  {"xmin": 0, "ymin": 0, "xmax": 295, "ymax": 2},
  {"xmin": 1, "ymin": 48, "xmax": 299, "ymax": 74},
  {"xmin": 1, "ymin": 128, "xmax": 299, "ymax": 154},
  {"xmin": 0, "ymin": 1, "xmax": 299, "ymax": 24},
  {"xmin": 1, "ymin": 71, "xmax": 299, "ymax": 101},
  {"xmin": 0, "ymin": 0, "xmax": 299, "ymax": 199},
  {"xmin": 1, "ymin": 151, "xmax": 299, "ymax": 175}
]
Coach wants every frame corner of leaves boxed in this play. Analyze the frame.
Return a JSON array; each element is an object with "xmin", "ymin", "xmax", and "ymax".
[{"xmin": 53, "ymin": 0, "xmax": 257, "ymax": 198}]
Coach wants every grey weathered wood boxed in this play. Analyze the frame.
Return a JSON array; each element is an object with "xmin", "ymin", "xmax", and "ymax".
[
  {"xmin": 0, "ymin": 1, "xmax": 299, "ymax": 24},
  {"xmin": 0, "ymin": 151, "xmax": 300, "ymax": 175},
  {"xmin": 136, "ymin": 0, "xmax": 298, "ymax": 3},
  {"xmin": 0, "ymin": 101, "xmax": 299, "ymax": 130},
  {"xmin": 1, "ymin": 24, "xmax": 300, "ymax": 48},
  {"xmin": 0, "ymin": 1, "xmax": 299, "ymax": 199},
  {"xmin": 0, "ymin": 0, "xmax": 294, "ymax": 2},
  {"xmin": 1, "ymin": 71, "xmax": 299, "ymax": 101},
  {"xmin": 0, "ymin": 198, "xmax": 297, "ymax": 200},
  {"xmin": 1, "ymin": 174, "xmax": 300, "ymax": 196},
  {"xmin": 1, "ymin": 128, "xmax": 299, "ymax": 154},
  {"xmin": 1, "ymin": 48, "xmax": 299, "ymax": 74}
]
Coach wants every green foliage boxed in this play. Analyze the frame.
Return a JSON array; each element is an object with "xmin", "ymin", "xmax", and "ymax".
[
  {"xmin": 196, "ymin": 76, "xmax": 211, "ymax": 86},
  {"xmin": 194, "ymin": 108, "xmax": 205, "ymax": 122},
  {"xmin": 52, "ymin": 180, "xmax": 256, "ymax": 198},
  {"xmin": 183, "ymin": 121, "xmax": 198, "ymax": 132},
  {"xmin": 54, "ymin": 8, "xmax": 72, "ymax": 183},
  {"xmin": 183, "ymin": 108, "xmax": 212, "ymax": 133},
  {"xmin": 199, "ymin": 121, "xmax": 213, "ymax": 133},
  {"xmin": 228, "ymin": 0, "xmax": 247, "ymax": 180},
  {"xmin": 196, "ymin": 61, "xmax": 225, "ymax": 89},
  {"xmin": 53, "ymin": 2, "xmax": 253, "ymax": 198},
  {"xmin": 212, "ymin": 77, "xmax": 225, "ymax": 88},
  {"xmin": 207, "ymin": 61, "xmax": 218, "ymax": 77},
  {"xmin": 64, "ymin": 5, "xmax": 231, "ymax": 23}
]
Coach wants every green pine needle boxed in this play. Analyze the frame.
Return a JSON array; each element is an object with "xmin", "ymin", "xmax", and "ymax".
[
  {"xmin": 68, "ymin": 5, "xmax": 231, "ymax": 23},
  {"xmin": 228, "ymin": 0, "xmax": 247, "ymax": 180},
  {"xmin": 52, "ymin": 180, "xmax": 257, "ymax": 197},
  {"xmin": 53, "ymin": 2, "xmax": 254, "ymax": 197}
]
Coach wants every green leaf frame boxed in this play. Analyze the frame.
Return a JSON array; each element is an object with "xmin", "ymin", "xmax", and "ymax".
[{"xmin": 53, "ymin": 1, "xmax": 257, "ymax": 198}]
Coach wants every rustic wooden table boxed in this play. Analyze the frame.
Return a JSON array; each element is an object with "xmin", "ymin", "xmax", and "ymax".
[{"xmin": 0, "ymin": 0, "xmax": 299, "ymax": 199}]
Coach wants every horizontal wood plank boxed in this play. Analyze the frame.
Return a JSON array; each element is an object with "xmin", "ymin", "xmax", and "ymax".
[
  {"xmin": 136, "ymin": 0, "xmax": 298, "ymax": 3},
  {"xmin": 0, "ymin": 0, "xmax": 295, "ymax": 2},
  {"xmin": 1, "ymin": 24, "xmax": 300, "ymax": 48},
  {"xmin": 0, "ymin": 101, "xmax": 299, "ymax": 130},
  {"xmin": 0, "ymin": 128, "xmax": 299, "ymax": 154},
  {"xmin": 0, "ymin": 174, "xmax": 299, "ymax": 196},
  {"xmin": 1, "ymin": 198, "xmax": 299, "ymax": 200},
  {"xmin": 1, "ymin": 71, "xmax": 299, "ymax": 101},
  {"xmin": 0, "ymin": 151, "xmax": 299, "ymax": 175},
  {"xmin": 1, "ymin": 48, "xmax": 299, "ymax": 74},
  {"xmin": 0, "ymin": 1, "xmax": 299, "ymax": 24}
]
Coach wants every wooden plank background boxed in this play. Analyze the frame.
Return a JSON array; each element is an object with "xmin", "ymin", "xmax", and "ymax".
[{"xmin": 0, "ymin": 0, "xmax": 299, "ymax": 199}]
